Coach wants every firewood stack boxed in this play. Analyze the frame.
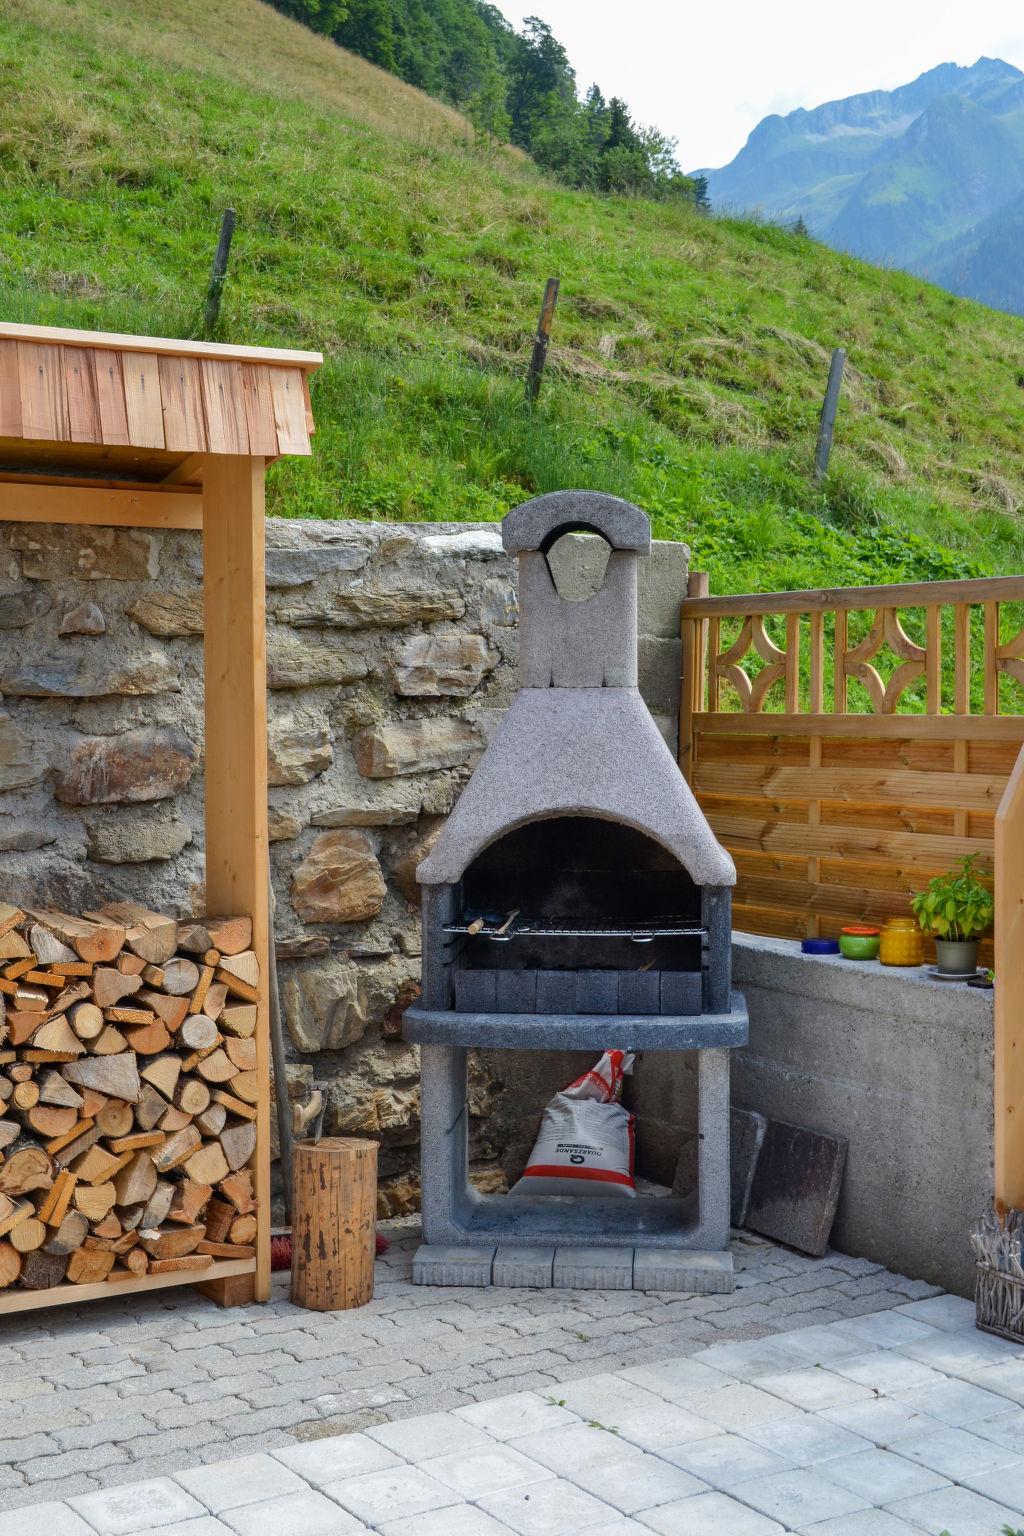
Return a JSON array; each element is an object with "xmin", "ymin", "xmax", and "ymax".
[{"xmin": 0, "ymin": 900, "xmax": 259, "ymax": 1292}]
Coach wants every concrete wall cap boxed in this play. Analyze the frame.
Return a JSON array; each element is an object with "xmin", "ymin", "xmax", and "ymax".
[{"xmin": 501, "ymin": 491, "xmax": 652, "ymax": 555}]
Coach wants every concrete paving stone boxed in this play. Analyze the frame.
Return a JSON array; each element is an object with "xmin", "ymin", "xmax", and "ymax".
[
  {"xmin": 122, "ymin": 1522, "xmax": 236, "ymax": 1536},
  {"xmin": 607, "ymin": 1401, "xmax": 721, "ymax": 1451},
  {"xmin": 0, "ymin": 1434, "xmax": 59, "ymax": 1463},
  {"xmin": 368, "ymin": 1410, "xmax": 494, "ymax": 1461},
  {"xmin": 756, "ymin": 1369, "xmax": 875, "ymax": 1412},
  {"xmin": 453, "ymin": 1393, "xmax": 579, "ymax": 1441},
  {"xmin": 637, "ymin": 1489, "xmax": 785, "ymax": 1535},
  {"xmin": 565, "ymin": 1451, "xmax": 708, "ymax": 1512},
  {"xmin": 959, "ymin": 1456, "xmax": 1024, "ymax": 1512},
  {"xmin": 620, "ymin": 1360, "xmax": 737, "ymax": 1401},
  {"xmin": 378, "ymin": 1506, "xmax": 519, "ymax": 1536},
  {"xmin": 963, "ymin": 1359, "xmax": 1024, "ymax": 1406},
  {"xmin": 797, "ymin": 1512, "xmax": 929, "ymax": 1536},
  {"xmin": 826, "ymin": 1353, "xmax": 943, "ymax": 1395},
  {"xmin": 893, "ymin": 1296, "xmax": 977, "ymax": 1332},
  {"xmin": 493, "ymin": 1248, "xmax": 557, "ymax": 1288},
  {"xmin": 478, "ymin": 1477, "xmax": 620, "ymax": 1535},
  {"xmin": 892, "ymin": 1375, "xmax": 1013, "ymax": 1427},
  {"xmin": 751, "ymin": 1326, "xmax": 864, "ymax": 1366},
  {"xmin": 691, "ymin": 1340, "xmax": 808, "ymax": 1381},
  {"xmin": 732, "ymin": 1469, "xmax": 871, "ymax": 1527},
  {"xmin": 553, "ymin": 1249, "xmax": 634, "ymax": 1292},
  {"xmin": 175, "ymin": 1453, "xmax": 309, "ymax": 1513},
  {"xmin": 222, "ymin": 1488, "xmax": 368, "ymax": 1536},
  {"xmin": 421, "ymin": 1444, "xmax": 553, "ymax": 1498},
  {"xmin": 660, "ymin": 1432, "xmax": 797, "ymax": 1489},
  {"xmin": 819, "ymin": 1399, "xmax": 945, "ymax": 1447},
  {"xmin": 0, "ymin": 1475, "xmax": 100, "ymax": 1512},
  {"xmin": 972, "ymin": 1406, "xmax": 1024, "ymax": 1454},
  {"xmin": 551, "ymin": 1374, "xmax": 678, "ymax": 1422},
  {"xmin": 510, "ymin": 1423, "xmax": 644, "ymax": 1474},
  {"xmin": 634, "ymin": 1251, "xmax": 734, "ymax": 1295},
  {"xmin": 68, "ymin": 1476, "xmax": 206, "ymax": 1535},
  {"xmin": 324, "ymin": 1464, "xmax": 460, "ymax": 1524},
  {"xmin": 414, "ymin": 1247, "xmax": 496, "ymax": 1287},
  {"xmin": 2, "ymin": 1501, "xmax": 96, "ymax": 1536},
  {"xmin": 896, "ymin": 1328, "xmax": 1024, "ymax": 1375},
  {"xmin": 886, "ymin": 1484, "xmax": 1023, "ymax": 1536},
  {"xmin": 813, "ymin": 1449, "xmax": 948, "ymax": 1503},
  {"xmin": 220, "ymin": 1402, "xmax": 316, "ymax": 1437},
  {"xmin": 273, "ymin": 1431, "xmax": 401, "ymax": 1484},
  {"xmin": 684, "ymin": 1383, "xmax": 805, "ymax": 1432},
  {"xmin": 742, "ymin": 1416, "xmax": 874, "ymax": 1466},
  {"xmin": 894, "ymin": 1424, "xmax": 1019, "ymax": 1480},
  {"xmin": 153, "ymin": 1397, "xmax": 250, "ymax": 1431}
]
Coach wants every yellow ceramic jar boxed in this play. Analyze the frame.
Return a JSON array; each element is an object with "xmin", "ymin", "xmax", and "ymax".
[{"xmin": 879, "ymin": 916, "xmax": 924, "ymax": 967}]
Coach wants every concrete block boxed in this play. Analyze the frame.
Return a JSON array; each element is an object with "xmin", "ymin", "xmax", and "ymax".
[
  {"xmin": 69, "ymin": 1478, "xmax": 206, "ymax": 1535},
  {"xmin": 617, "ymin": 970, "xmax": 660, "ymax": 1015},
  {"xmin": 745, "ymin": 1118, "xmax": 848, "ymax": 1257},
  {"xmin": 553, "ymin": 1246, "xmax": 634, "ymax": 1290},
  {"xmin": 672, "ymin": 1105, "xmax": 768, "ymax": 1228},
  {"xmin": 575, "ymin": 971, "xmax": 618, "ymax": 1015},
  {"xmin": 223, "ymin": 1489, "xmax": 366, "ymax": 1536},
  {"xmin": 535, "ymin": 971, "xmax": 576, "ymax": 1013},
  {"xmin": 661, "ymin": 970, "xmax": 702, "ymax": 1017},
  {"xmin": 175, "ymin": 1454, "xmax": 308, "ymax": 1514},
  {"xmin": 501, "ymin": 490, "xmax": 651, "ymax": 555},
  {"xmin": 454, "ymin": 970, "xmax": 496, "ymax": 1013},
  {"xmin": 413, "ymin": 1244, "xmax": 495, "ymax": 1287},
  {"xmin": 633, "ymin": 1248, "xmax": 734, "ymax": 1294},
  {"xmin": 492, "ymin": 1246, "xmax": 556, "ymax": 1287}
]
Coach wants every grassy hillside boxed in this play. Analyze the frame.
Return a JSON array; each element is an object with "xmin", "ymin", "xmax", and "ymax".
[{"xmin": 3, "ymin": 0, "xmax": 1024, "ymax": 597}]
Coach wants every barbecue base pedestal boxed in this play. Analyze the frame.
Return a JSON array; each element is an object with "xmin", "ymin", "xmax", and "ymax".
[{"xmin": 405, "ymin": 998, "xmax": 747, "ymax": 1290}]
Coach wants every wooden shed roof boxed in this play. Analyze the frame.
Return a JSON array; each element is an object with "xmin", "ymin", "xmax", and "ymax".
[{"xmin": 0, "ymin": 323, "xmax": 323, "ymax": 484}]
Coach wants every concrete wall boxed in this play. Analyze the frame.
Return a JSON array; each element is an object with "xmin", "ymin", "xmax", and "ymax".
[
  {"xmin": 0, "ymin": 516, "xmax": 688, "ymax": 1214},
  {"xmin": 631, "ymin": 934, "xmax": 992, "ymax": 1295}
]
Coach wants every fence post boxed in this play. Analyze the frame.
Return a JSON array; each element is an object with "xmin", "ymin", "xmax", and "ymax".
[
  {"xmin": 526, "ymin": 278, "xmax": 559, "ymax": 401},
  {"xmin": 813, "ymin": 346, "xmax": 846, "ymax": 482},
  {"xmin": 204, "ymin": 208, "xmax": 237, "ymax": 335},
  {"xmin": 679, "ymin": 570, "xmax": 708, "ymax": 781}
]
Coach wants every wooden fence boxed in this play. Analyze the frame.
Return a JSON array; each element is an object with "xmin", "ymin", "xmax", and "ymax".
[{"xmin": 678, "ymin": 573, "xmax": 1024, "ymax": 966}]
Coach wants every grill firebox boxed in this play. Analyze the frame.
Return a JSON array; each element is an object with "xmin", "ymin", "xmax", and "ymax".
[{"xmin": 404, "ymin": 492, "xmax": 748, "ymax": 1274}]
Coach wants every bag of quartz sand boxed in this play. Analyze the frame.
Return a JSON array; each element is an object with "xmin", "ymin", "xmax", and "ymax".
[{"xmin": 509, "ymin": 1049, "xmax": 636, "ymax": 1198}]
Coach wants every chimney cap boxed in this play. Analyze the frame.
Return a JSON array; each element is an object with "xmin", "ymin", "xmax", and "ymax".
[{"xmin": 502, "ymin": 490, "xmax": 651, "ymax": 555}]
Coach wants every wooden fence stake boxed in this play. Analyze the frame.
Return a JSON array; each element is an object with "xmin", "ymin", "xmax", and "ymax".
[
  {"xmin": 813, "ymin": 346, "xmax": 846, "ymax": 482},
  {"xmin": 526, "ymin": 278, "xmax": 559, "ymax": 401},
  {"xmin": 203, "ymin": 209, "xmax": 237, "ymax": 335}
]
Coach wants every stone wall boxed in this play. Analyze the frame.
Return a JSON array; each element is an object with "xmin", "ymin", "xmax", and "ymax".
[{"xmin": 0, "ymin": 517, "xmax": 688, "ymax": 1214}]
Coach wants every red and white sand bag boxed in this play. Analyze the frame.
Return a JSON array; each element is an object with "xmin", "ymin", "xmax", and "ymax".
[{"xmin": 510, "ymin": 1050, "xmax": 636, "ymax": 1198}]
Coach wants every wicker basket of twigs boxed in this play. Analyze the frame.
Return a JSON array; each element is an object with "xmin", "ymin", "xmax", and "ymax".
[{"xmin": 972, "ymin": 1208, "xmax": 1024, "ymax": 1342}]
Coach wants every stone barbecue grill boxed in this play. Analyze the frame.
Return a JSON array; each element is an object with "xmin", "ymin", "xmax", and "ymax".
[{"xmin": 404, "ymin": 491, "xmax": 748, "ymax": 1286}]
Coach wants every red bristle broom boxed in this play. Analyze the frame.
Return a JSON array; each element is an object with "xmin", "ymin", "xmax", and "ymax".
[{"xmin": 272, "ymin": 1230, "xmax": 389, "ymax": 1271}]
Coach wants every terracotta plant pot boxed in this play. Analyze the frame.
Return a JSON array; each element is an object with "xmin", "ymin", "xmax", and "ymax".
[{"xmin": 934, "ymin": 938, "xmax": 980, "ymax": 976}]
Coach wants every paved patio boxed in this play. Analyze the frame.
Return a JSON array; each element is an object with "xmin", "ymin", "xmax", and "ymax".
[
  {"xmin": 10, "ymin": 1292, "xmax": 1024, "ymax": 1536},
  {"xmin": 0, "ymin": 1220, "xmax": 942, "ymax": 1515}
]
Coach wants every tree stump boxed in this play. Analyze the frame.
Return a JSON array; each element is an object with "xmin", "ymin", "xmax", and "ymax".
[{"xmin": 290, "ymin": 1137, "xmax": 377, "ymax": 1312}]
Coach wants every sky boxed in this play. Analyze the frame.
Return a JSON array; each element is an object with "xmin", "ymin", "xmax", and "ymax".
[{"xmin": 492, "ymin": 0, "xmax": 1024, "ymax": 170}]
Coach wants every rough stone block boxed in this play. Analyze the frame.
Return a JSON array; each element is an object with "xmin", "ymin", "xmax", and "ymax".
[
  {"xmin": 394, "ymin": 633, "xmax": 499, "ymax": 697},
  {"xmin": 633, "ymin": 1248, "xmax": 734, "ymax": 1293},
  {"xmin": 575, "ymin": 971, "xmax": 618, "ymax": 1015},
  {"xmin": 495, "ymin": 969, "xmax": 537, "ymax": 1014},
  {"xmin": 266, "ymin": 716, "xmax": 332, "ymax": 786},
  {"xmin": 54, "ymin": 726, "xmax": 198, "ymax": 805},
  {"xmin": 535, "ymin": 971, "xmax": 576, "ymax": 1014},
  {"xmin": 413, "ymin": 1244, "xmax": 495, "ymax": 1286},
  {"xmin": 745, "ymin": 1117, "xmax": 848, "ymax": 1257},
  {"xmin": 354, "ymin": 717, "xmax": 482, "ymax": 778},
  {"xmin": 454, "ymin": 970, "xmax": 497, "ymax": 1013},
  {"xmin": 291, "ymin": 829, "xmax": 386, "ymax": 923},
  {"xmin": 492, "ymin": 1246, "xmax": 556, "ymax": 1287},
  {"xmin": 553, "ymin": 1246, "xmax": 634, "ymax": 1290}
]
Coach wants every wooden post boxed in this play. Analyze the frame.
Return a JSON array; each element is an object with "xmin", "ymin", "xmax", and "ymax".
[
  {"xmin": 679, "ymin": 571, "xmax": 708, "ymax": 780},
  {"xmin": 526, "ymin": 277, "xmax": 559, "ymax": 401},
  {"xmin": 995, "ymin": 744, "xmax": 1024, "ymax": 1213},
  {"xmin": 204, "ymin": 209, "xmax": 236, "ymax": 335},
  {"xmin": 813, "ymin": 347, "xmax": 846, "ymax": 483},
  {"xmin": 199, "ymin": 454, "xmax": 270, "ymax": 1305},
  {"xmin": 291, "ymin": 1138, "xmax": 378, "ymax": 1311}
]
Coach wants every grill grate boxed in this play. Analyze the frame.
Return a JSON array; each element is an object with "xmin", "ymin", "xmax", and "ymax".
[{"xmin": 445, "ymin": 916, "xmax": 705, "ymax": 942}]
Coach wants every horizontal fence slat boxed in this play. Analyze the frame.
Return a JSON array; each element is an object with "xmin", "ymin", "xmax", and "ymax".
[
  {"xmin": 692, "ymin": 713, "xmax": 1024, "ymax": 741},
  {"xmin": 709, "ymin": 813, "xmax": 989, "ymax": 867},
  {"xmin": 693, "ymin": 763, "xmax": 1006, "ymax": 811},
  {"xmin": 681, "ymin": 574, "xmax": 1024, "ymax": 617}
]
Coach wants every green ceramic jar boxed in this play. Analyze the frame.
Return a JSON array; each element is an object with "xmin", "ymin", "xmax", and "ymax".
[{"xmin": 839, "ymin": 925, "xmax": 881, "ymax": 960}]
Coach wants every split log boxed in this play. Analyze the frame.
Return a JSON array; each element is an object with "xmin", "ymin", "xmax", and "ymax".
[
  {"xmin": 28, "ymin": 926, "xmax": 76, "ymax": 966},
  {"xmin": 184, "ymin": 1142, "xmax": 228, "ymax": 1186},
  {"xmin": 93, "ymin": 970, "xmax": 142, "ymax": 1009},
  {"xmin": 158, "ymin": 1106, "xmax": 192, "ymax": 1133},
  {"xmin": 189, "ymin": 967, "xmax": 215, "ymax": 1015},
  {"xmin": 138, "ymin": 1223, "xmax": 204, "ymax": 1260},
  {"xmin": 25, "ymin": 1105, "xmax": 76, "ymax": 1139},
  {"xmin": 220, "ymin": 1122, "xmax": 257, "ymax": 1173},
  {"xmin": 68, "ymin": 1246, "xmax": 115, "ymax": 1283},
  {"xmin": 148, "ymin": 1254, "xmax": 212, "ymax": 1274},
  {"xmin": 32, "ymin": 1018, "xmax": 84, "ymax": 1056},
  {"xmin": 113, "ymin": 1152, "xmax": 157, "ymax": 1207},
  {"xmin": 228, "ymin": 1213, "xmax": 257, "ymax": 1246},
  {"xmin": 138, "ymin": 991, "xmax": 190, "ymax": 1031},
  {"xmin": 227, "ymin": 1072, "xmax": 258, "ymax": 1106},
  {"xmin": 196, "ymin": 1240, "xmax": 254, "ymax": 1259},
  {"xmin": 0, "ymin": 1119, "xmax": 19, "ymax": 1153},
  {"xmin": 140, "ymin": 1180, "xmax": 175, "ymax": 1229},
  {"xmin": 109, "ymin": 1131, "xmax": 165, "ymax": 1154},
  {"xmin": 0, "ymin": 1241, "xmax": 21, "ymax": 1287},
  {"xmin": 12, "ymin": 1080, "xmax": 39, "ymax": 1111},
  {"xmin": 118, "ymin": 953, "xmax": 148, "ymax": 977},
  {"xmin": 45, "ymin": 1118, "xmax": 94, "ymax": 1157},
  {"xmin": 123, "ymin": 1247, "xmax": 148, "ymax": 1275},
  {"xmin": 177, "ymin": 923, "xmax": 212, "ymax": 954},
  {"xmin": 179, "ymin": 1015, "xmax": 219, "ymax": 1052},
  {"xmin": 0, "ymin": 931, "xmax": 32, "ymax": 962},
  {"xmin": 168, "ymin": 1180, "xmax": 212, "ymax": 1224},
  {"xmin": 37, "ymin": 1169, "xmax": 76, "ymax": 1226},
  {"xmin": 65, "ymin": 1053, "xmax": 141, "ymax": 1102},
  {"xmin": 91, "ymin": 1026, "xmax": 129, "ymax": 1055},
  {"xmin": 214, "ymin": 967, "xmax": 258, "ymax": 1004},
  {"xmin": 0, "ymin": 1146, "xmax": 54, "ymax": 1196},
  {"xmin": 195, "ymin": 1050, "xmax": 235, "ymax": 1084},
  {"xmin": 202, "ymin": 1197, "xmax": 235, "ymax": 1243},
  {"xmin": 20, "ymin": 1248, "xmax": 68, "ymax": 1287},
  {"xmin": 218, "ymin": 1169, "xmax": 256, "ymax": 1213},
  {"xmin": 136, "ymin": 1082, "xmax": 169, "ymax": 1131},
  {"xmin": 92, "ymin": 903, "xmax": 178, "ymax": 966},
  {"xmin": 36, "ymin": 1071, "xmax": 83, "ymax": 1109},
  {"xmin": 69, "ymin": 1002, "xmax": 105, "ymax": 1041},
  {"xmin": 174, "ymin": 1079, "xmax": 211, "ymax": 1117},
  {"xmin": 140, "ymin": 1056, "xmax": 181, "ymax": 1101},
  {"xmin": 44, "ymin": 1209, "xmax": 89, "ymax": 1255},
  {"xmin": 0, "ymin": 1195, "xmax": 33, "ymax": 1236},
  {"xmin": 225, "ymin": 1038, "xmax": 257, "ymax": 1073},
  {"xmin": 203, "ymin": 983, "xmax": 228, "ymax": 1022},
  {"xmin": 29, "ymin": 911, "xmax": 125, "ymax": 964},
  {"xmin": 195, "ymin": 1103, "xmax": 227, "ymax": 1137},
  {"xmin": 71, "ymin": 1145, "xmax": 124, "ymax": 1186},
  {"xmin": 10, "ymin": 1217, "xmax": 45, "ymax": 1253},
  {"xmin": 52, "ymin": 1124, "xmax": 102, "ymax": 1168},
  {"xmin": 205, "ymin": 917, "xmax": 252, "ymax": 956},
  {"xmin": 219, "ymin": 1005, "xmax": 257, "ymax": 1039},
  {"xmin": 74, "ymin": 1183, "xmax": 116, "ymax": 1222},
  {"xmin": 152, "ymin": 1127, "xmax": 201, "ymax": 1174}
]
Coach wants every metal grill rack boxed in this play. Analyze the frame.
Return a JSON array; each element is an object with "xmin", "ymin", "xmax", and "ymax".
[{"xmin": 444, "ymin": 916, "xmax": 706, "ymax": 942}]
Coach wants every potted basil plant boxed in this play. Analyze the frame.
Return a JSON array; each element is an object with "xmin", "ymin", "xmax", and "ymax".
[{"xmin": 910, "ymin": 855, "xmax": 994, "ymax": 976}]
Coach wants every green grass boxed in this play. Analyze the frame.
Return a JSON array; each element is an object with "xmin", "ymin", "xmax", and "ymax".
[{"xmin": 3, "ymin": 0, "xmax": 1024, "ymax": 597}]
